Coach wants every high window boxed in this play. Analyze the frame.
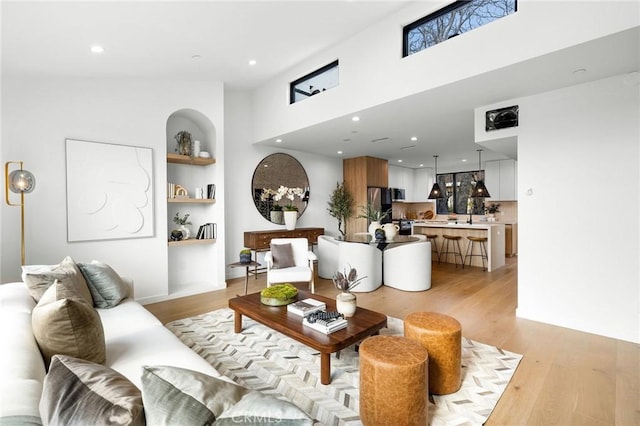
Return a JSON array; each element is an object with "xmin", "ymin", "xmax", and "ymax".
[
  {"xmin": 290, "ymin": 60, "xmax": 339, "ymax": 104},
  {"xmin": 403, "ymin": 0, "xmax": 517, "ymax": 57}
]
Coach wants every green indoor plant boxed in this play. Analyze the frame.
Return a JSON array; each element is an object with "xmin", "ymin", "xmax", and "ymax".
[
  {"xmin": 357, "ymin": 202, "xmax": 389, "ymax": 223},
  {"xmin": 239, "ymin": 248, "xmax": 252, "ymax": 263},
  {"xmin": 327, "ymin": 181, "xmax": 354, "ymax": 238},
  {"xmin": 172, "ymin": 212, "xmax": 193, "ymax": 240}
]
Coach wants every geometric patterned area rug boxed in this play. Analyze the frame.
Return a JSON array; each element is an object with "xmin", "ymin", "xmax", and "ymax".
[{"xmin": 167, "ymin": 308, "xmax": 522, "ymax": 426}]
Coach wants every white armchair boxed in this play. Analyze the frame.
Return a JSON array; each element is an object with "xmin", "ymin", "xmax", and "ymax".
[
  {"xmin": 265, "ymin": 238, "xmax": 318, "ymax": 293},
  {"xmin": 337, "ymin": 242, "xmax": 382, "ymax": 292},
  {"xmin": 382, "ymin": 241, "xmax": 432, "ymax": 291},
  {"xmin": 317, "ymin": 235, "xmax": 340, "ymax": 279}
]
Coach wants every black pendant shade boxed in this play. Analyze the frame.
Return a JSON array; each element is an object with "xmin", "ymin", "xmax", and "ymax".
[
  {"xmin": 428, "ymin": 182, "xmax": 445, "ymax": 199},
  {"xmin": 471, "ymin": 180, "xmax": 491, "ymax": 198},
  {"xmin": 428, "ymin": 155, "xmax": 446, "ymax": 199},
  {"xmin": 471, "ymin": 149, "xmax": 491, "ymax": 198}
]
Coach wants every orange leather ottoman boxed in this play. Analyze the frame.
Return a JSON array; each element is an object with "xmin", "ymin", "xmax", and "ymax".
[
  {"xmin": 359, "ymin": 335, "xmax": 428, "ymax": 426},
  {"xmin": 404, "ymin": 312, "xmax": 462, "ymax": 395}
]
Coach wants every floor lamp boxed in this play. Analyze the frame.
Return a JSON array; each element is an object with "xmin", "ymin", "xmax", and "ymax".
[{"xmin": 5, "ymin": 161, "xmax": 36, "ymax": 265}]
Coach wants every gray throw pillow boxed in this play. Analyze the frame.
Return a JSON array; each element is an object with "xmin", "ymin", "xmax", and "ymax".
[
  {"xmin": 77, "ymin": 260, "xmax": 130, "ymax": 308},
  {"xmin": 214, "ymin": 392, "xmax": 313, "ymax": 425},
  {"xmin": 23, "ymin": 256, "xmax": 93, "ymax": 304},
  {"xmin": 271, "ymin": 243, "xmax": 295, "ymax": 269},
  {"xmin": 32, "ymin": 280, "xmax": 106, "ymax": 367},
  {"xmin": 40, "ymin": 355, "xmax": 144, "ymax": 426},
  {"xmin": 141, "ymin": 365, "xmax": 251, "ymax": 425}
]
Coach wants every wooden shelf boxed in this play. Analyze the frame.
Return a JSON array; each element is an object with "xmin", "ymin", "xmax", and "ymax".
[
  {"xmin": 168, "ymin": 238, "xmax": 216, "ymax": 247},
  {"xmin": 167, "ymin": 153, "xmax": 215, "ymax": 166},
  {"xmin": 167, "ymin": 198, "xmax": 216, "ymax": 204}
]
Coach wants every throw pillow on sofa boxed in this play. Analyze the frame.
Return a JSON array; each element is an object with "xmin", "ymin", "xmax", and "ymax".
[
  {"xmin": 213, "ymin": 391, "xmax": 313, "ymax": 425},
  {"xmin": 77, "ymin": 260, "xmax": 130, "ymax": 308},
  {"xmin": 141, "ymin": 365, "xmax": 251, "ymax": 425},
  {"xmin": 40, "ymin": 355, "xmax": 144, "ymax": 426},
  {"xmin": 23, "ymin": 256, "xmax": 93, "ymax": 304},
  {"xmin": 32, "ymin": 279, "xmax": 106, "ymax": 367}
]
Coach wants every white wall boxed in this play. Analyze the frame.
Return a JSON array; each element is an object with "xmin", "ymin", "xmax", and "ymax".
[
  {"xmin": 477, "ymin": 74, "xmax": 639, "ymax": 343},
  {"xmin": 223, "ymin": 89, "xmax": 342, "ymax": 279},
  {"xmin": 1, "ymin": 76, "xmax": 225, "ymax": 301},
  {"xmin": 251, "ymin": 1, "xmax": 639, "ymax": 143}
]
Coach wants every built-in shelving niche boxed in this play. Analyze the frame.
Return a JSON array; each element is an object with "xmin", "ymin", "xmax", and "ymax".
[{"xmin": 166, "ymin": 109, "xmax": 218, "ymax": 298}]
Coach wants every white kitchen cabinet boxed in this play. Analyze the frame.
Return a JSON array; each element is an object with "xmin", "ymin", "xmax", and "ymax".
[
  {"xmin": 388, "ymin": 165, "xmax": 415, "ymax": 201},
  {"xmin": 412, "ymin": 168, "xmax": 433, "ymax": 202},
  {"xmin": 485, "ymin": 159, "xmax": 517, "ymax": 201}
]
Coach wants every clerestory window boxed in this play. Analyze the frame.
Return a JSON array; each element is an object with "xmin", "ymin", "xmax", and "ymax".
[
  {"xmin": 403, "ymin": 0, "xmax": 517, "ymax": 57},
  {"xmin": 290, "ymin": 60, "xmax": 339, "ymax": 104}
]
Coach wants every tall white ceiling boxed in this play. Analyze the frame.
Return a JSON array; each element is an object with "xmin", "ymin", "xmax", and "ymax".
[{"xmin": 2, "ymin": 1, "xmax": 638, "ymax": 170}]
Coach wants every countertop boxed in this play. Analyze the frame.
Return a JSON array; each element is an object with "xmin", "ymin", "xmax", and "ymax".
[{"xmin": 413, "ymin": 221, "xmax": 505, "ymax": 230}]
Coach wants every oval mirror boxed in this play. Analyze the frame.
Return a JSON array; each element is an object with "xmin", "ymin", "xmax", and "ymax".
[{"xmin": 251, "ymin": 153, "xmax": 310, "ymax": 224}]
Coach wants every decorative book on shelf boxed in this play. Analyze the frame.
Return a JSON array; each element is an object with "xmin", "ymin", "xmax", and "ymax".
[
  {"xmin": 195, "ymin": 223, "xmax": 217, "ymax": 240},
  {"xmin": 302, "ymin": 311, "xmax": 347, "ymax": 334},
  {"xmin": 287, "ymin": 298, "xmax": 326, "ymax": 317}
]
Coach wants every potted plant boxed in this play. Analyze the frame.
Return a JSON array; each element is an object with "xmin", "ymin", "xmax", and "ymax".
[
  {"xmin": 172, "ymin": 212, "xmax": 192, "ymax": 240},
  {"xmin": 357, "ymin": 202, "xmax": 389, "ymax": 238},
  {"xmin": 485, "ymin": 203, "xmax": 500, "ymax": 221},
  {"xmin": 283, "ymin": 204, "xmax": 299, "ymax": 230},
  {"xmin": 332, "ymin": 267, "xmax": 366, "ymax": 317},
  {"xmin": 239, "ymin": 248, "xmax": 252, "ymax": 264},
  {"xmin": 270, "ymin": 204, "xmax": 283, "ymax": 224},
  {"xmin": 327, "ymin": 181, "xmax": 354, "ymax": 238}
]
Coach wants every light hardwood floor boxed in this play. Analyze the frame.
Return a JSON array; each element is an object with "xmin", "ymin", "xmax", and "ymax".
[{"xmin": 145, "ymin": 258, "xmax": 639, "ymax": 425}]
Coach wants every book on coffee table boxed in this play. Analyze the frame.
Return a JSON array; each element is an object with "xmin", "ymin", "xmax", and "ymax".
[
  {"xmin": 302, "ymin": 316, "xmax": 348, "ymax": 334},
  {"xmin": 287, "ymin": 298, "xmax": 326, "ymax": 317}
]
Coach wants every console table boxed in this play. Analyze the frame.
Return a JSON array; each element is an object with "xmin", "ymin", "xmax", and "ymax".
[{"xmin": 243, "ymin": 227, "xmax": 324, "ymax": 277}]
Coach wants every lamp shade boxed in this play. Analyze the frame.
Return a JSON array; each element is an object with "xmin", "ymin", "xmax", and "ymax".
[
  {"xmin": 8, "ymin": 169, "xmax": 36, "ymax": 194},
  {"xmin": 471, "ymin": 180, "xmax": 491, "ymax": 198},
  {"xmin": 428, "ymin": 182, "xmax": 445, "ymax": 199}
]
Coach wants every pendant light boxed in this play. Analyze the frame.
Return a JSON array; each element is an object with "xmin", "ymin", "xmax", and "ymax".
[
  {"xmin": 428, "ymin": 155, "xmax": 445, "ymax": 199},
  {"xmin": 472, "ymin": 149, "xmax": 491, "ymax": 198}
]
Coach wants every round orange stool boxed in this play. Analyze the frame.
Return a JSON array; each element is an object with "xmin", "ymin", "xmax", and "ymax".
[
  {"xmin": 404, "ymin": 312, "xmax": 462, "ymax": 395},
  {"xmin": 359, "ymin": 335, "xmax": 428, "ymax": 426}
]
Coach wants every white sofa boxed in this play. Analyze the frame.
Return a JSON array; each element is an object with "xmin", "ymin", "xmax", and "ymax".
[
  {"xmin": 317, "ymin": 235, "xmax": 340, "ymax": 279},
  {"xmin": 0, "ymin": 279, "xmax": 223, "ymax": 424}
]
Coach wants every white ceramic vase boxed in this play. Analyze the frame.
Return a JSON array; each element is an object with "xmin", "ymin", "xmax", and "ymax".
[
  {"xmin": 336, "ymin": 292, "xmax": 357, "ymax": 317},
  {"xmin": 180, "ymin": 225, "xmax": 191, "ymax": 240},
  {"xmin": 283, "ymin": 210, "xmax": 297, "ymax": 230},
  {"xmin": 368, "ymin": 221, "xmax": 381, "ymax": 238}
]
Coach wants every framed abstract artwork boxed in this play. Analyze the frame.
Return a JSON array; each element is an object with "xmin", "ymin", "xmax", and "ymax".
[{"xmin": 65, "ymin": 139, "xmax": 154, "ymax": 242}]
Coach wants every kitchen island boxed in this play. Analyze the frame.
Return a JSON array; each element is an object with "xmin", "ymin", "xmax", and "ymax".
[{"xmin": 413, "ymin": 222, "xmax": 505, "ymax": 271}]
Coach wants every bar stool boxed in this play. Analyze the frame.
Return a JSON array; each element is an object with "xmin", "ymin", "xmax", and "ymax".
[
  {"xmin": 464, "ymin": 236, "xmax": 488, "ymax": 271},
  {"xmin": 425, "ymin": 234, "xmax": 440, "ymax": 262},
  {"xmin": 440, "ymin": 235, "xmax": 464, "ymax": 268}
]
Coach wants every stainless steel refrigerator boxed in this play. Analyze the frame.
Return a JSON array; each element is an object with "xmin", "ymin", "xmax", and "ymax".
[{"xmin": 367, "ymin": 187, "xmax": 393, "ymax": 224}]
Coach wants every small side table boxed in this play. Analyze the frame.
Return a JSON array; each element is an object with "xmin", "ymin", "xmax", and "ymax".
[{"xmin": 228, "ymin": 261, "xmax": 261, "ymax": 295}]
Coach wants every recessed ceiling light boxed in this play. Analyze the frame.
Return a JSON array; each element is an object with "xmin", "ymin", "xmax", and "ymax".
[
  {"xmin": 411, "ymin": 136, "xmax": 418, "ymax": 141},
  {"xmin": 351, "ymin": 116, "xmax": 360, "ymax": 122},
  {"xmin": 397, "ymin": 159, "xmax": 403, "ymax": 163},
  {"xmin": 419, "ymin": 164, "xmax": 424, "ymax": 167},
  {"xmin": 248, "ymin": 59, "xmax": 257, "ymax": 66},
  {"xmin": 337, "ymin": 151, "xmax": 343, "ymax": 155},
  {"xmin": 90, "ymin": 45, "xmax": 104, "ymax": 54},
  {"xmin": 275, "ymin": 139, "xmax": 282, "ymax": 143},
  {"xmin": 461, "ymin": 158, "xmax": 467, "ymax": 162}
]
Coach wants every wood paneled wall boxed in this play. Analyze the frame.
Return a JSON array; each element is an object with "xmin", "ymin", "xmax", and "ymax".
[{"xmin": 343, "ymin": 156, "xmax": 388, "ymax": 234}]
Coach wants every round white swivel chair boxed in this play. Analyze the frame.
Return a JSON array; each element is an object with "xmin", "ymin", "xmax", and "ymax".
[
  {"xmin": 337, "ymin": 242, "xmax": 382, "ymax": 292},
  {"xmin": 317, "ymin": 235, "xmax": 340, "ymax": 279},
  {"xmin": 383, "ymin": 241, "xmax": 432, "ymax": 291}
]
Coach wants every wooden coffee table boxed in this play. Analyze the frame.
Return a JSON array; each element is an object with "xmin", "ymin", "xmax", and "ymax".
[{"xmin": 229, "ymin": 290, "xmax": 387, "ymax": 385}]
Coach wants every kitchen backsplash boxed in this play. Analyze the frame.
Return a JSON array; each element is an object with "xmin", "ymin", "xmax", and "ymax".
[{"xmin": 392, "ymin": 200, "xmax": 518, "ymax": 222}]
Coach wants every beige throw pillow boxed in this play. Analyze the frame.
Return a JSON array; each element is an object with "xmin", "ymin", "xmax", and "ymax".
[
  {"xmin": 271, "ymin": 243, "xmax": 295, "ymax": 269},
  {"xmin": 40, "ymin": 355, "xmax": 144, "ymax": 426},
  {"xmin": 24, "ymin": 256, "xmax": 93, "ymax": 304},
  {"xmin": 32, "ymin": 279, "xmax": 106, "ymax": 368}
]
